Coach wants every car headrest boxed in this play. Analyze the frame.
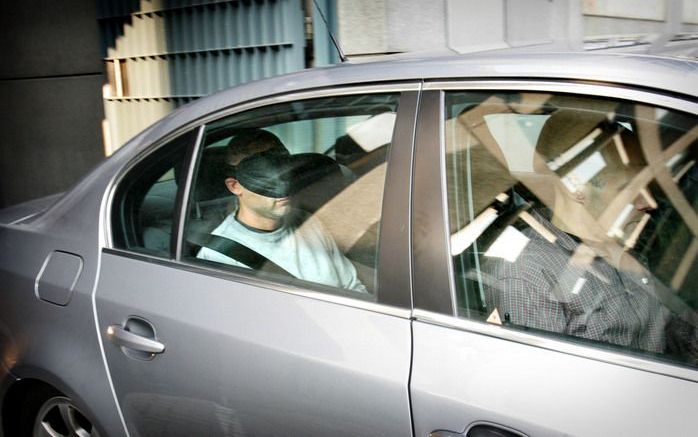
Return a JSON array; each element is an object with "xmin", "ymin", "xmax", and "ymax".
[
  {"xmin": 193, "ymin": 147, "xmax": 231, "ymax": 203},
  {"xmin": 289, "ymin": 153, "xmax": 348, "ymax": 212}
]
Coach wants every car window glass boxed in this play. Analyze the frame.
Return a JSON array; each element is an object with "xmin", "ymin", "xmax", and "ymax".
[
  {"xmin": 444, "ymin": 91, "xmax": 698, "ymax": 368},
  {"xmin": 183, "ymin": 93, "xmax": 400, "ymax": 301},
  {"xmin": 112, "ymin": 130, "xmax": 196, "ymax": 256}
]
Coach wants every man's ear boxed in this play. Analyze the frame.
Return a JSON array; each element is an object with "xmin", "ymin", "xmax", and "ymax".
[{"xmin": 225, "ymin": 177, "xmax": 242, "ymax": 195}]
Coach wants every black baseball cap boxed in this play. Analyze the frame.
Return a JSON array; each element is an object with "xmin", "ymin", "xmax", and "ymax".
[{"xmin": 234, "ymin": 153, "xmax": 341, "ymax": 198}]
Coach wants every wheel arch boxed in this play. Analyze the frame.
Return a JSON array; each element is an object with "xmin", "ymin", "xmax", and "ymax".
[
  {"xmin": 2, "ymin": 378, "xmax": 62, "ymax": 436},
  {"xmin": 1, "ymin": 372, "xmax": 105, "ymax": 437}
]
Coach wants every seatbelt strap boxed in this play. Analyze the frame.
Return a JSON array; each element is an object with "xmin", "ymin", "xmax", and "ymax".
[{"xmin": 200, "ymin": 234, "xmax": 294, "ymax": 277}]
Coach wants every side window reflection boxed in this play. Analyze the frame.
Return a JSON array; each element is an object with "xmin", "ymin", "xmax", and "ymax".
[
  {"xmin": 445, "ymin": 91, "xmax": 698, "ymax": 368},
  {"xmin": 184, "ymin": 93, "xmax": 400, "ymax": 299}
]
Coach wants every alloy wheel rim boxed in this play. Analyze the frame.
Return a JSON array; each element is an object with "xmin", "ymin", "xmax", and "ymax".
[{"xmin": 33, "ymin": 396, "xmax": 100, "ymax": 437}]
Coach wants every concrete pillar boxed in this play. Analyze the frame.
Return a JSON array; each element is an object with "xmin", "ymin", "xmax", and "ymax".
[{"xmin": 0, "ymin": 0, "xmax": 105, "ymax": 208}]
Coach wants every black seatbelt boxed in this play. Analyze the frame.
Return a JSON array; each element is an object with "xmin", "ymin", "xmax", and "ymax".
[{"xmin": 198, "ymin": 233, "xmax": 294, "ymax": 277}]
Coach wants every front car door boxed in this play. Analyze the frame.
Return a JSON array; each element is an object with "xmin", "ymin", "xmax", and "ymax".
[
  {"xmin": 95, "ymin": 84, "xmax": 419, "ymax": 436},
  {"xmin": 410, "ymin": 83, "xmax": 698, "ymax": 436}
]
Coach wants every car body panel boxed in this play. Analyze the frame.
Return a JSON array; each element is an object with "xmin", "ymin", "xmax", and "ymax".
[
  {"xmin": 0, "ymin": 192, "xmax": 65, "ymax": 225},
  {"xmin": 411, "ymin": 320, "xmax": 697, "ymax": 437},
  {"xmin": 0, "ymin": 226, "xmax": 126, "ymax": 436},
  {"xmin": 96, "ymin": 252, "xmax": 412, "ymax": 436}
]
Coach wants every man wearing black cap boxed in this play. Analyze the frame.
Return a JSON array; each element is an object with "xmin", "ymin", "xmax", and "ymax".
[{"xmin": 197, "ymin": 148, "xmax": 367, "ymax": 293}]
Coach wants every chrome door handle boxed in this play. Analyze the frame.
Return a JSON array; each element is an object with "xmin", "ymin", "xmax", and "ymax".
[
  {"xmin": 432, "ymin": 424, "xmax": 525, "ymax": 437},
  {"xmin": 107, "ymin": 324, "xmax": 165, "ymax": 354}
]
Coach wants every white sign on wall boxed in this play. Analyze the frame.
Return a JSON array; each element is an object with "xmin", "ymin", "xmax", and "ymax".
[
  {"xmin": 582, "ymin": 0, "xmax": 665, "ymax": 21},
  {"xmin": 685, "ymin": 0, "xmax": 698, "ymax": 24}
]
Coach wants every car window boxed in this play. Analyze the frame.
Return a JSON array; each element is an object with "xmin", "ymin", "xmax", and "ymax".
[
  {"xmin": 111, "ymin": 130, "xmax": 196, "ymax": 256},
  {"xmin": 444, "ymin": 90, "xmax": 698, "ymax": 368},
  {"xmin": 183, "ymin": 93, "xmax": 400, "ymax": 300}
]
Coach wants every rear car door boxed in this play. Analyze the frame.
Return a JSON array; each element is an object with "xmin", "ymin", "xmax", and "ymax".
[
  {"xmin": 410, "ymin": 83, "xmax": 698, "ymax": 436},
  {"xmin": 95, "ymin": 84, "xmax": 418, "ymax": 436}
]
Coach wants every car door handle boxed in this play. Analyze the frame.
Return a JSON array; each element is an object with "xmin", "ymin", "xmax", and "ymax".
[
  {"xmin": 432, "ymin": 424, "xmax": 526, "ymax": 437},
  {"xmin": 107, "ymin": 324, "xmax": 165, "ymax": 354}
]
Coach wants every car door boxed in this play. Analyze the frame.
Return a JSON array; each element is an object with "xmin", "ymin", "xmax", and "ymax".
[
  {"xmin": 410, "ymin": 84, "xmax": 698, "ymax": 436},
  {"xmin": 95, "ymin": 85, "xmax": 419, "ymax": 436}
]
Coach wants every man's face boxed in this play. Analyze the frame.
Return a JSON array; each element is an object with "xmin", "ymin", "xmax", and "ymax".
[
  {"xmin": 226, "ymin": 152, "xmax": 295, "ymax": 230},
  {"xmin": 230, "ymin": 179, "xmax": 290, "ymax": 222}
]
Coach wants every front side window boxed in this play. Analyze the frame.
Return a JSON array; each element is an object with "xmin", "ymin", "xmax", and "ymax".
[
  {"xmin": 184, "ymin": 93, "xmax": 400, "ymax": 300},
  {"xmin": 445, "ymin": 90, "xmax": 698, "ymax": 368}
]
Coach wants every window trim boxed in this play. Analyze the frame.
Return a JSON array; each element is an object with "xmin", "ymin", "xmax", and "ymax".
[
  {"xmin": 174, "ymin": 125, "xmax": 206, "ymax": 261},
  {"xmin": 377, "ymin": 89, "xmax": 420, "ymax": 308},
  {"xmin": 105, "ymin": 82, "xmax": 421, "ymax": 310},
  {"xmin": 187, "ymin": 83, "xmax": 421, "ymax": 130},
  {"xmin": 414, "ymin": 308, "xmax": 698, "ymax": 382},
  {"xmin": 412, "ymin": 90, "xmax": 456, "ymax": 315},
  {"xmin": 412, "ymin": 80, "xmax": 698, "ymax": 378},
  {"xmin": 424, "ymin": 79, "xmax": 698, "ymax": 114}
]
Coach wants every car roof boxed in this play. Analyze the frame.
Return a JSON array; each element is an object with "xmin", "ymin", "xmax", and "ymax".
[
  {"xmin": 222, "ymin": 51, "xmax": 697, "ymax": 100},
  {"xmin": 124, "ymin": 51, "xmax": 697, "ymax": 156}
]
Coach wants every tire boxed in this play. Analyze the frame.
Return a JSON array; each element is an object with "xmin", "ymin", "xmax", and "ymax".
[{"xmin": 31, "ymin": 394, "xmax": 101, "ymax": 437}]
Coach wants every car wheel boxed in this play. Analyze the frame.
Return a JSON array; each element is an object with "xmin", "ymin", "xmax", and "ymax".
[{"xmin": 32, "ymin": 395, "xmax": 100, "ymax": 437}]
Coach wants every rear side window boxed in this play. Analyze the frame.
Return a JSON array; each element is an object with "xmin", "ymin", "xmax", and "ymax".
[
  {"xmin": 112, "ymin": 130, "xmax": 196, "ymax": 256},
  {"xmin": 444, "ymin": 91, "xmax": 698, "ymax": 368},
  {"xmin": 183, "ymin": 93, "xmax": 400, "ymax": 300}
]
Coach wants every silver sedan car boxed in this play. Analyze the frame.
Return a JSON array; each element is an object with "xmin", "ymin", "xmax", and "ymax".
[{"xmin": 1, "ymin": 52, "xmax": 697, "ymax": 437}]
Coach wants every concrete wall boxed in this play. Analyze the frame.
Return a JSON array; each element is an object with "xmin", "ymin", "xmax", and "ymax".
[
  {"xmin": 337, "ymin": 0, "xmax": 695, "ymax": 56},
  {"xmin": 0, "ymin": 0, "xmax": 106, "ymax": 208},
  {"xmin": 583, "ymin": 0, "xmax": 693, "ymax": 35}
]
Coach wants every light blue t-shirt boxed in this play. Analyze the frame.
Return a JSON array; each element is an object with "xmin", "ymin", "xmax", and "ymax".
[{"xmin": 197, "ymin": 213, "xmax": 367, "ymax": 293}]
